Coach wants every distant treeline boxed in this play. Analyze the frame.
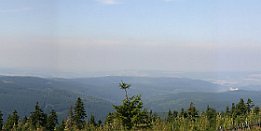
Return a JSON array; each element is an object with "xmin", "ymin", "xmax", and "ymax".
[{"xmin": 0, "ymin": 82, "xmax": 261, "ymax": 131}]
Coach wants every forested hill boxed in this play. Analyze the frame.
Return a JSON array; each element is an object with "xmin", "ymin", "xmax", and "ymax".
[
  {"xmin": 0, "ymin": 75, "xmax": 261, "ymax": 121},
  {"xmin": 0, "ymin": 76, "xmax": 113, "ymax": 121}
]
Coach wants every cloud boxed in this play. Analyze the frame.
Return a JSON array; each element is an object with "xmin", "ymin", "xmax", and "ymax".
[{"xmin": 96, "ymin": 0, "xmax": 119, "ymax": 5}]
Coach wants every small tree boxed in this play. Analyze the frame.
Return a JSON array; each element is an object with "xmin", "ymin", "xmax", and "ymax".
[
  {"xmin": 187, "ymin": 102, "xmax": 198, "ymax": 118},
  {"xmin": 56, "ymin": 120, "xmax": 65, "ymax": 131},
  {"xmin": 167, "ymin": 110, "xmax": 178, "ymax": 122},
  {"xmin": 113, "ymin": 82, "xmax": 151, "ymax": 130},
  {"xmin": 206, "ymin": 105, "xmax": 217, "ymax": 129},
  {"xmin": 179, "ymin": 108, "xmax": 188, "ymax": 118},
  {"xmin": 73, "ymin": 97, "xmax": 87, "ymax": 129},
  {"xmin": 65, "ymin": 106, "xmax": 74, "ymax": 130},
  {"xmin": 89, "ymin": 114, "xmax": 97, "ymax": 127}
]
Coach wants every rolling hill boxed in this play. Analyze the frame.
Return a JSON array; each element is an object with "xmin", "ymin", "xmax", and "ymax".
[{"xmin": 0, "ymin": 75, "xmax": 260, "ymax": 121}]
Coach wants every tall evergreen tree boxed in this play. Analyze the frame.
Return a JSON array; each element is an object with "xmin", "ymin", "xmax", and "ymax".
[
  {"xmin": 236, "ymin": 98, "xmax": 247, "ymax": 116},
  {"xmin": 246, "ymin": 98, "xmax": 254, "ymax": 113},
  {"xmin": 73, "ymin": 97, "xmax": 87, "ymax": 129},
  {"xmin": 0, "ymin": 111, "xmax": 3, "ymax": 131},
  {"xmin": 4, "ymin": 110, "xmax": 19, "ymax": 130},
  {"xmin": 46, "ymin": 110, "xmax": 58, "ymax": 131},
  {"xmin": 29, "ymin": 102, "xmax": 47, "ymax": 128}
]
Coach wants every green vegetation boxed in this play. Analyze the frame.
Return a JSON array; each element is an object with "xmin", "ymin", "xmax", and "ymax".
[{"xmin": 0, "ymin": 82, "xmax": 261, "ymax": 130}]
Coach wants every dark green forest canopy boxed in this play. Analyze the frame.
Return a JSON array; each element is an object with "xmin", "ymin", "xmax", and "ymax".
[{"xmin": 0, "ymin": 81, "xmax": 260, "ymax": 130}]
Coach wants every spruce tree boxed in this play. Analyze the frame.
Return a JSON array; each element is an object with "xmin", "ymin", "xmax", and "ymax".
[
  {"xmin": 30, "ymin": 102, "xmax": 47, "ymax": 128},
  {"xmin": 246, "ymin": 98, "xmax": 254, "ymax": 113},
  {"xmin": 89, "ymin": 114, "xmax": 97, "ymax": 126},
  {"xmin": 46, "ymin": 110, "xmax": 58, "ymax": 131},
  {"xmin": 97, "ymin": 120, "xmax": 102, "ymax": 127},
  {"xmin": 56, "ymin": 120, "xmax": 65, "ymax": 131},
  {"xmin": 0, "ymin": 111, "xmax": 3, "ymax": 131},
  {"xmin": 254, "ymin": 106, "xmax": 260, "ymax": 115},
  {"xmin": 206, "ymin": 105, "xmax": 216, "ymax": 120},
  {"xmin": 179, "ymin": 108, "xmax": 187, "ymax": 118},
  {"xmin": 206, "ymin": 105, "xmax": 217, "ymax": 129},
  {"xmin": 167, "ymin": 110, "xmax": 178, "ymax": 122},
  {"xmin": 231, "ymin": 103, "xmax": 236, "ymax": 117},
  {"xmin": 113, "ymin": 82, "xmax": 151, "ymax": 130},
  {"xmin": 236, "ymin": 98, "xmax": 247, "ymax": 116},
  {"xmin": 105, "ymin": 112, "xmax": 114, "ymax": 128},
  {"xmin": 73, "ymin": 97, "xmax": 87, "ymax": 129},
  {"xmin": 187, "ymin": 102, "xmax": 198, "ymax": 118},
  {"xmin": 4, "ymin": 110, "xmax": 19, "ymax": 130},
  {"xmin": 167, "ymin": 110, "xmax": 173, "ymax": 122},
  {"xmin": 65, "ymin": 106, "xmax": 74, "ymax": 130},
  {"xmin": 225, "ymin": 106, "xmax": 230, "ymax": 115}
]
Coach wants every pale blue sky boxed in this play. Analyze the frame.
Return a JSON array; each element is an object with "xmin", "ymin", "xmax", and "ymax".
[{"xmin": 1, "ymin": 0, "xmax": 261, "ymax": 74}]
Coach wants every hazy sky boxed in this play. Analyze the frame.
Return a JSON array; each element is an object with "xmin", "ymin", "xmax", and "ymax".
[{"xmin": 1, "ymin": 0, "xmax": 261, "ymax": 75}]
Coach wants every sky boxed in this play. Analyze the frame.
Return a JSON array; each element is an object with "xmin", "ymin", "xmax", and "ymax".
[{"xmin": 1, "ymin": 0, "xmax": 261, "ymax": 76}]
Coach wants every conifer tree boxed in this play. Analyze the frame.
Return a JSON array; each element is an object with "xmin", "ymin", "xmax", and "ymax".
[
  {"xmin": 56, "ymin": 120, "xmax": 65, "ymax": 131},
  {"xmin": 105, "ymin": 112, "xmax": 114, "ymax": 129},
  {"xmin": 206, "ymin": 106, "xmax": 216, "ymax": 120},
  {"xmin": 73, "ymin": 97, "xmax": 87, "ymax": 129},
  {"xmin": 97, "ymin": 120, "xmax": 102, "ymax": 127},
  {"xmin": 167, "ymin": 110, "xmax": 178, "ymax": 122},
  {"xmin": 65, "ymin": 106, "xmax": 74, "ymax": 130},
  {"xmin": 179, "ymin": 108, "xmax": 187, "ymax": 118},
  {"xmin": 236, "ymin": 98, "xmax": 247, "ymax": 116},
  {"xmin": 206, "ymin": 105, "xmax": 217, "ymax": 129},
  {"xmin": 231, "ymin": 103, "xmax": 236, "ymax": 117},
  {"xmin": 119, "ymin": 81, "xmax": 131, "ymax": 100},
  {"xmin": 30, "ymin": 102, "xmax": 47, "ymax": 128},
  {"xmin": 89, "ymin": 114, "xmax": 97, "ymax": 126},
  {"xmin": 0, "ymin": 111, "xmax": 3, "ymax": 131},
  {"xmin": 46, "ymin": 110, "xmax": 58, "ymax": 131},
  {"xmin": 187, "ymin": 102, "xmax": 198, "ymax": 118},
  {"xmin": 4, "ymin": 110, "xmax": 19, "ymax": 130},
  {"xmin": 246, "ymin": 98, "xmax": 254, "ymax": 113},
  {"xmin": 254, "ymin": 106, "xmax": 260, "ymax": 115},
  {"xmin": 167, "ymin": 110, "xmax": 173, "ymax": 122},
  {"xmin": 225, "ymin": 106, "xmax": 230, "ymax": 115},
  {"xmin": 113, "ymin": 82, "xmax": 151, "ymax": 130}
]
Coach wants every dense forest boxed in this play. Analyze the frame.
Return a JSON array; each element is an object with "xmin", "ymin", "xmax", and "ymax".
[{"xmin": 0, "ymin": 82, "xmax": 261, "ymax": 131}]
